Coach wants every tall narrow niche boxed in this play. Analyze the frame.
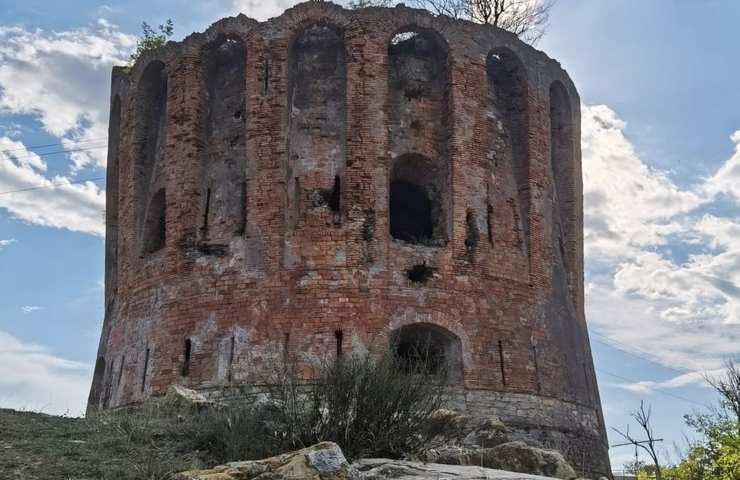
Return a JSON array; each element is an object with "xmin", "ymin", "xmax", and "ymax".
[
  {"xmin": 135, "ymin": 60, "xmax": 168, "ymax": 254},
  {"xmin": 105, "ymin": 95, "xmax": 121, "ymax": 303},
  {"xmin": 286, "ymin": 24, "xmax": 347, "ymax": 228},
  {"xmin": 549, "ymin": 81, "xmax": 576, "ymax": 286},
  {"xmin": 387, "ymin": 28, "xmax": 450, "ymax": 244},
  {"xmin": 201, "ymin": 36, "xmax": 247, "ymax": 241}
]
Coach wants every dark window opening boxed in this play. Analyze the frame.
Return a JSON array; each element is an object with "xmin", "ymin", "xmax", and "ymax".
[
  {"xmin": 227, "ymin": 335, "xmax": 235, "ymax": 383},
  {"xmin": 406, "ymin": 263, "xmax": 434, "ymax": 284},
  {"xmin": 498, "ymin": 340, "xmax": 507, "ymax": 387},
  {"xmin": 391, "ymin": 324, "xmax": 462, "ymax": 384},
  {"xmin": 201, "ymin": 187, "xmax": 211, "ymax": 234},
  {"xmin": 465, "ymin": 209, "xmax": 479, "ymax": 260},
  {"xmin": 487, "ymin": 204, "xmax": 494, "ymax": 245},
  {"xmin": 141, "ymin": 348, "xmax": 150, "ymax": 392},
  {"xmin": 334, "ymin": 330, "xmax": 344, "ymax": 357},
  {"xmin": 262, "ymin": 59, "xmax": 270, "ymax": 95},
  {"xmin": 390, "ymin": 180, "xmax": 433, "ymax": 243},
  {"xmin": 329, "ymin": 175, "xmax": 341, "ymax": 213},
  {"xmin": 182, "ymin": 338, "xmax": 192, "ymax": 377},
  {"xmin": 143, "ymin": 188, "xmax": 166, "ymax": 254}
]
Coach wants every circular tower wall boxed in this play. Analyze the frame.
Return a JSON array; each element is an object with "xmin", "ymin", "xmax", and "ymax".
[{"xmin": 90, "ymin": 2, "xmax": 609, "ymax": 475}]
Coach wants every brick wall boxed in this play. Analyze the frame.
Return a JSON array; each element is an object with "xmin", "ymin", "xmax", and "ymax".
[{"xmin": 89, "ymin": 2, "xmax": 608, "ymax": 475}]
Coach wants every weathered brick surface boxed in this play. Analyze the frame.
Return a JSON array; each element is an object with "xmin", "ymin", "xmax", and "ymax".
[{"xmin": 90, "ymin": 2, "xmax": 608, "ymax": 476}]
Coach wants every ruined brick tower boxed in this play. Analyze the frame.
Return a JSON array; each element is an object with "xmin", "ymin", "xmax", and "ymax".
[{"xmin": 89, "ymin": 2, "xmax": 610, "ymax": 475}]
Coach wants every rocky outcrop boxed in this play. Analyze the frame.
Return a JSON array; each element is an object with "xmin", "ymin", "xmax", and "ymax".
[
  {"xmin": 176, "ymin": 442, "xmax": 358, "ymax": 480},
  {"xmin": 177, "ymin": 442, "xmax": 577, "ymax": 480},
  {"xmin": 420, "ymin": 441, "xmax": 576, "ymax": 480},
  {"xmin": 355, "ymin": 458, "xmax": 559, "ymax": 479}
]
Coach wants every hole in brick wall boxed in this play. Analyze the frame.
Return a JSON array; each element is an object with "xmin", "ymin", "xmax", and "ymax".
[
  {"xmin": 390, "ymin": 181, "xmax": 433, "ymax": 243},
  {"xmin": 141, "ymin": 347, "xmax": 150, "ymax": 392},
  {"xmin": 391, "ymin": 323, "xmax": 462, "ymax": 383},
  {"xmin": 334, "ymin": 330, "xmax": 343, "ymax": 357},
  {"xmin": 498, "ymin": 340, "xmax": 507, "ymax": 387},
  {"xmin": 142, "ymin": 188, "xmax": 166, "ymax": 254},
  {"xmin": 201, "ymin": 187, "xmax": 211, "ymax": 234},
  {"xmin": 406, "ymin": 263, "xmax": 434, "ymax": 284},
  {"xmin": 227, "ymin": 336, "xmax": 235, "ymax": 383},
  {"xmin": 487, "ymin": 204, "xmax": 494, "ymax": 245},
  {"xmin": 118, "ymin": 355, "xmax": 125, "ymax": 386},
  {"xmin": 262, "ymin": 59, "xmax": 270, "ymax": 95},
  {"xmin": 182, "ymin": 338, "xmax": 192, "ymax": 377},
  {"xmin": 362, "ymin": 209, "xmax": 375, "ymax": 242},
  {"xmin": 465, "ymin": 209, "xmax": 479, "ymax": 260},
  {"xmin": 329, "ymin": 175, "xmax": 341, "ymax": 213},
  {"xmin": 390, "ymin": 153, "xmax": 446, "ymax": 245}
]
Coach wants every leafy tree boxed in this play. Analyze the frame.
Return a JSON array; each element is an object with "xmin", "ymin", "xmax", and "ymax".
[{"xmin": 129, "ymin": 19, "xmax": 174, "ymax": 66}]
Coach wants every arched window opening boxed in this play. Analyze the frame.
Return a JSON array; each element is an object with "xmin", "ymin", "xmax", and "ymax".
[
  {"xmin": 201, "ymin": 36, "xmax": 247, "ymax": 241},
  {"xmin": 143, "ymin": 188, "xmax": 166, "ymax": 254},
  {"xmin": 389, "ymin": 154, "xmax": 446, "ymax": 245},
  {"xmin": 287, "ymin": 23, "xmax": 346, "ymax": 226},
  {"xmin": 487, "ymin": 48, "xmax": 529, "ymax": 242},
  {"xmin": 549, "ymin": 81, "xmax": 575, "ymax": 276},
  {"xmin": 182, "ymin": 338, "xmax": 192, "ymax": 377},
  {"xmin": 391, "ymin": 323, "xmax": 462, "ymax": 384},
  {"xmin": 388, "ymin": 28, "xmax": 448, "ymax": 104}
]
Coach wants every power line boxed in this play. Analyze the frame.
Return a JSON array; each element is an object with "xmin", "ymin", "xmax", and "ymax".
[
  {"xmin": 0, "ymin": 176, "xmax": 106, "ymax": 195},
  {"xmin": 596, "ymin": 368, "xmax": 707, "ymax": 408},
  {"xmin": 591, "ymin": 332, "xmax": 695, "ymax": 377},
  {"xmin": 0, "ymin": 137, "xmax": 108, "ymax": 155},
  {"xmin": 2, "ymin": 144, "xmax": 108, "ymax": 162}
]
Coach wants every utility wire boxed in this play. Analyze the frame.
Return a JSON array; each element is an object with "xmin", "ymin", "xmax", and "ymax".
[
  {"xmin": 591, "ymin": 332, "xmax": 696, "ymax": 377},
  {"xmin": 1, "ymin": 144, "xmax": 108, "ymax": 162},
  {"xmin": 0, "ymin": 137, "xmax": 108, "ymax": 155},
  {"xmin": 596, "ymin": 368, "xmax": 707, "ymax": 408},
  {"xmin": 0, "ymin": 176, "xmax": 106, "ymax": 195}
]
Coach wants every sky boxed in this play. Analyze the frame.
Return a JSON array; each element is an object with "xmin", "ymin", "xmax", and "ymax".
[{"xmin": 1, "ymin": 0, "xmax": 739, "ymax": 471}]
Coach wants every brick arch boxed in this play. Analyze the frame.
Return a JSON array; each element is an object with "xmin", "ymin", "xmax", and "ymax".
[{"xmin": 390, "ymin": 322, "xmax": 464, "ymax": 385}]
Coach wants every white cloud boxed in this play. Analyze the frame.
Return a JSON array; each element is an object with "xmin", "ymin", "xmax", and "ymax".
[
  {"xmin": 0, "ymin": 136, "xmax": 105, "ymax": 235},
  {"xmin": 0, "ymin": 330, "xmax": 91, "ymax": 416},
  {"xmin": 0, "ymin": 20, "xmax": 135, "ymax": 170},
  {"xmin": 582, "ymin": 104, "xmax": 740, "ymax": 384},
  {"xmin": 21, "ymin": 306, "xmax": 42, "ymax": 314},
  {"xmin": 232, "ymin": 0, "xmax": 301, "ymax": 21},
  {"xmin": 0, "ymin": 238, "xmax": 16, "ymax": 250}
]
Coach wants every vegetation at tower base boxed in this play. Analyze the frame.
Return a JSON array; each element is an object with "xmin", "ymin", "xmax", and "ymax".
[{"xmin": 1, "ymin": 347, "xmax": 584, "ymax": 480}]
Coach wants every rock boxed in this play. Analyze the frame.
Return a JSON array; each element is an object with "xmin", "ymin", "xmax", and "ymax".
[
  {"xmin": 462, "ymin": 416, "xmax": 510, "ymax": 447},
  {"xmin": 418, "ymin": 441, "xmax": 576, "ymax": 480},
  {"xmin": 161, "ymin": 385, "xmax": 221, "ymax": 412},
  {"xmin": 176, "ymin": 442, "xmax": 358, "ymax": 480},
  {"xmin": 354, "ymin": 458, "xmax": 561, "ymax": 479},
  {"xmin": 427, "ymin": 408, "xmax": 469, "ymax": 439},
  {"xmin": 480, "ymin": 441, "xmax": 577, "ymax": 480}
]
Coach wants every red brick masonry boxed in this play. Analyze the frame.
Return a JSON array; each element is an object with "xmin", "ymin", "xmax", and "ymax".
[{"xmin": 89, "ymin": 2, "xmax": 610, "ymax": 475}]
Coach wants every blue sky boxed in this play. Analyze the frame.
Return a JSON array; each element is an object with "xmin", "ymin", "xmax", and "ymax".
[{"xmin": 1, "ymin": 0, "xmax": 739, "ymax": 470}]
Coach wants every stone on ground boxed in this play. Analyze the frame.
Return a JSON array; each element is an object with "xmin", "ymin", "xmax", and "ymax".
[
  {"xmin": 354, "ymin": 458, "xmax": 562, "ymax": 479},
  {"xmin": 175, "ymin": 442, "xmax": 358, "ymax": 480}
]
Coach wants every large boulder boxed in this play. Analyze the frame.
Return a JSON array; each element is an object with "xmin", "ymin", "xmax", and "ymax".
[
  {"xmin": 176, "ymin": 442, "xmax": 358, "ymax": 480},
  {"xmin": 479, "ymin": 441, "xmax": 577, "ymax": 479},
  {"xmin": 354, "ymin": 458, "xmax": 561, "ymax": 479}
]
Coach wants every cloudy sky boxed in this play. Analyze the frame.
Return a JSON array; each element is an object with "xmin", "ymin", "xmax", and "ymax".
[{"xmin": 1, "ymin": 0, "xmax": 739, "ymax": 469}]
